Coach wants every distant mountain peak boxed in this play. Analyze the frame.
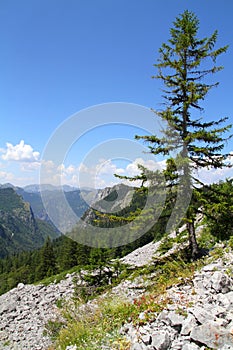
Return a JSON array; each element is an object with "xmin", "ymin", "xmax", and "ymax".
[{"xmin": 23, "ymin": 184, "xmax": 80, "ymax": 193}]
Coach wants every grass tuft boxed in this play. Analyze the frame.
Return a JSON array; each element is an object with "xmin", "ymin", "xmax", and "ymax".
[{"xmin": 46, "ymin": 251, "xmax": 207, "ymax": 350}]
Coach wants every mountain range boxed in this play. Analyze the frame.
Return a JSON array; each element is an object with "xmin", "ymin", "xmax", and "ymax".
[{"xmin": 0, "ymin": 182, "xmax": 136, "ymax": 258}]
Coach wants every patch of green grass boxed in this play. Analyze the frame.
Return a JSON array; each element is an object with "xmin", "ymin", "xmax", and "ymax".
[
  {"xmin": 157, "ymin": 229, "xmax": 189, "ymax": 255},
  {"xmin": 55, "ymin": 298, "xmax": 65, "ymax": 309},
  {"xmin": 225, "ymin": 267, "xmax": 233, "ymax": 277},
  {"xmin": 43, "ymin": 320, "xmax": 65, "ymax": 340},
  {"xmin": 175, "ymin": 307, "xmax": 188, "ymax": 317},
  {"xmin": 150, "ymin": 256, "xmax": 196, "ymax": 291},
  {"xmin": 209, "ymin": 246, "xmax": 225, "ymax": 260},
  {"xmin": 47, "ymin": 251, "xmax": 208, "ymax": 350},
  {"xmin": 3, "ymin": 340, "xmax": 11, "ymax": 346},
  {"xmin": 157, "ymin": 235, "xmax": 174, "ymax": 254},
  {"xmin": 34, "ymin": 268, "xmax": 74, "ymax": 286},
  {"xmin": 197, "ymin": 227, "xmax": 217, "ymax": 250},
  {"xmin": 174, "ymin": 229, "xmax": 189, "ymax": 244},
  {"xmin": 46, "ymin": 297, "xmax": 136, "ymax": 350}
]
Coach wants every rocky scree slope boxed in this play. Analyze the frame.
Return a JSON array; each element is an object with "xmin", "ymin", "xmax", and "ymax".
[
  {"xmin": 0, "ymin": 234, "xmax": 233, "ymax": 349},
  {"xmin": 117, "ymin": 249, "xmax": 233, "ymax": 350}
]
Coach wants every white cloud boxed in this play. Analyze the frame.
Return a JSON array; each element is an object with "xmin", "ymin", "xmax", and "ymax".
[
  {"xmin": 195, "ymin": 166, "xmax": 233, "ymax": 185},
  {"xmin": 39, "ymin": 159, "xmax": 124, "ymax": 189},
  {"xmin": 20, "ymin": 161, "xmax": 41, "ymax": 172},
  {"xmin": 1, "ymin": 140, "xmax": 40, "ymax": 162},
  {"xmin": 0, "ymin": 170, "xmax": 14, "ymax": 183},
  {"xmin": 78, "ymin": 163, "xmax": 88, "ymax": 173},
  {"xmin": 77, "ymin": 160, "xmax": 114, "ymax": 188},
  {"xmin": 65, "ymin": 165, "xmax": 76, "ymax": 175},
  {"xmin": 0, "ymin": 169, "xmax": 36, "ymax": 186},
  {"xmin": 191, "ymin": 152, "xmax": 233, "ymax": 184},
  {"xmin": 75, "ymin": 158, "xmax": 164, "ymax": 189},
  {"xmin": 25, "ymin": 153, "xmax": 233, "ymax": 190},
  {"xmin": 42, "ymin": 160, "xmax": 56, "ymax": 171},
  {"xmin": 39, "ymin": 158, "xmax": 164, "ymax": 189},
  {"xmin": 96, "ymin": 159, "xmax": 124, "ymax": 176},
  {"xmin": 125, "ymin": 158, "xmax": 165, "ymax": 177}
]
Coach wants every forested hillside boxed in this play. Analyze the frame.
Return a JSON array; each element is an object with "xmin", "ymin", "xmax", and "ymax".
[{"xmin": 0, "ymin": 188, "xmax": 59, "ymax": 258}]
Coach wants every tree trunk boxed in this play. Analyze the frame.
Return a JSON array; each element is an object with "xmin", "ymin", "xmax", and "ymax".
[{"xmin": 187, "ymin": 219, "xmax": 199, "ymax": 260}]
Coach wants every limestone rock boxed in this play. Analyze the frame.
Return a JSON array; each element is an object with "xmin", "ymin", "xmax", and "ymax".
[
  {"xmin": 189, "ymin": 306, "xmax": 215, "ymax": 324},
  {"xmin": 182, "ymin": 344, "xmax": 200, "ymax": 350},
  {"xmin": 151, "ymin": 330, "xmax": 171, "ymax": 350},
  {"xmin": 181, "ymin": 314, "xmax": 197, "ymax": 335},
  {"xmin": 190, "ymin": 322, "xmax": 233, "ymax": 348},
  {"xmin": 167, "ymin": 311, "xmax": 185, "ymax": 328},
  {"xmin": 131, "ymin": 343, "xmax": 148, "ymax": 350},
  {"xmin": 211, "ymin": 271, "xmax": 232, "ymax": 293}
]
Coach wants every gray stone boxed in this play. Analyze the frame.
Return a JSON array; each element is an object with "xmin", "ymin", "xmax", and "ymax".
[
  {"xmin": 0, "ymin": 301, "xmax": 16, "ymax": 315},
  {"xmin": 170, "ymin": 337, "xmax": 189, "ymax": 350},
  {"xmin": 0, "ymin": 270, "xmax": 79, "ymax": 350},
  {"xmin": 151, "ymin": 330, "xmax": 171, "ymax": 350},
  {"xmin": 157, "ymin": 310, "xmax": 170, "ymax": 325},
  {"xmin": 65, "ymin": 346, "xmax": 77, "ymax": 350},
  {"xmin": 190, "ymin": 322, "xmax": 233, "ymax": 348},
  {"xmin": 166, "ymin": 303, "xmax": 176, "ymax": 311},
  {"xmin": 17, "ymin": 283, "xmax": 25, "ymax": 289},
  {"xmin": 141, "ymin": 334, "xmax": 152, "ymax": 345},
  {"xmin": 225, "ymin": 291, "xmax": 233, "ymax": 305},
  {"xmin": 213, "ymin": 317, "xmax": 229, "ymax": 327},
  {"xmin": 167, "ymin": 311, "xmax": 185, "ymax": 328},
  {"xmin": 131, "ymin": 342, "xmax": 148, "ymax": 350},
  {"xmin": 218, "ymin": 293, "xmax": 231, "ymax": 308},
  {"xmin": 181, "ymin": 314, "xmax": 197, "ymax": 335},
  {"xmin": 204, "ymin": 304, "xmax": 226, "ymax": 317},
  {"xmin": 189, "ymin": 306, "xmax": 214, "ymax": 324},
  {"xmin": 202, "ymin": 263, "xmax": 221, "ymax": 272},
  {"xmin": 193, "ymin": 278, "xmax": 207, "ymax": 293},
  {"xmin": 182, "ymin": 344, "xmax": 200, "ymax": 350},
  {"xmin": 211, "ymin": 271, "xmax": 232, "ymax": 294},
  {"xmin": 226, "ymin": 319, "xmax": 233, "ymax": 331}
]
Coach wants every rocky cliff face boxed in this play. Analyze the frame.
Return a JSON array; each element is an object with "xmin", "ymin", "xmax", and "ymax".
[
  {"xmin": 80, "ymin": 183, "xmax": 135, "ymax": 227},
  {"xmin": 93, "ymin": 183, "xmax": 134, "ymax": 213}
]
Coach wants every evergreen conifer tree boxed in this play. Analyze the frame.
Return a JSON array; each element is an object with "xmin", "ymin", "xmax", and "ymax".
[
  {"xmin": 202, "ymin": 179, "xmax": 233, "ymax": 241},
  {"xmin": 60, "ymin": 237, "xmax": 78, "ymax": 270},
  {"xmin": 135, "ymin": 10, "xmax": 231, "ymax": 259},
  {"xmin": 36, "ymin": 236, "xmax": 57, "ymax": 279}
]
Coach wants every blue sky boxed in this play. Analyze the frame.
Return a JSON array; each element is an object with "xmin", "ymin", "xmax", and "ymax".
[{"xmin": 0, "ymin": 0, "xmax": 233, "ymax": 188}]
